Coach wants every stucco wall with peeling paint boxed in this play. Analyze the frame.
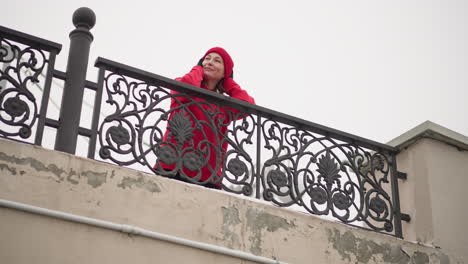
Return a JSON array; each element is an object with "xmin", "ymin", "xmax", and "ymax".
[
  {"xmin": 0, "ymin": 138, "xmax": 463, "ymax": 263},
  {"xmin": 396, "ymin": 138, "xmax": 468, "ymax": 263}
]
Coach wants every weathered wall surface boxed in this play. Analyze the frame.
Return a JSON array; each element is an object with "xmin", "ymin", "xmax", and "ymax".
[
  {"xmin": 0, "ymin": 138, "xmax": 462, "ymax": 264},
  {"xmin": 397, "ymin": 138, "xmax": 468, "ymax": 263}
]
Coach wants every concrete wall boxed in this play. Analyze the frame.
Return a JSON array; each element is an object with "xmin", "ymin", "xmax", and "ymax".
[
  {"xmin": 0, "ymin": 138, "xmax": 462, "ymax": 264},
  {"xmin": 397, "ymin": 138, "xmax": 468, "ymax": 262}
]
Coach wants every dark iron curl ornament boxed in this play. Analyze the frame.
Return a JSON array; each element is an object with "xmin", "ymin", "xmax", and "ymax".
[
  {"xmin": 0, "ymin": 37, "xmax": 48, "ymax": 140},
  {"xmin": 94, "ymin": 60, "xmax": 401, "ymax": 236},
  {"xmin": 310, "ymin": 187, "xmax": 327, "ymax": 205},
  {"xmin": 260, "ymin": 119, "xmax": 397, "ymax": 233},
  {"xmin": 108, "ymin": 125, "xmax": 130, "ymax": 145},
  {"xmin": 4, "ymin": 97, "xmax": 28, "ymax": 117},
  {"xmin": 268, "ymin": 169, "xmax": 288, "ymax": 188},
  {"xmin": 97, "ymin": 71, "xmax": 256, "ymax": 193},
  {"xmin": 227, "ymin": 158, "xmax": 248, "ymax": 177}
]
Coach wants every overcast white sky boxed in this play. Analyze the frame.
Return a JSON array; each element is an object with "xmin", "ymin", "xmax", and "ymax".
[{"xmin": 4, "ymin": 0, "xmax": 468, "ymax": 144}]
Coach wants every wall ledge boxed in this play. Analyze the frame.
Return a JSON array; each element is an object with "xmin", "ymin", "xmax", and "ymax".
[
  {"xmin": 388, "ymin": 120, "xmax": 468, "ymax": 151},
  {"xmin": 0, "ymin": 137, "xmax": 463, "ymax": 263}
]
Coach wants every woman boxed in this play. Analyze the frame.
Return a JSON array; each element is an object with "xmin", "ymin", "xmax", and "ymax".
[{"xmin": 156, "ymin": 47, "xmax": 255, "ymax": 189}]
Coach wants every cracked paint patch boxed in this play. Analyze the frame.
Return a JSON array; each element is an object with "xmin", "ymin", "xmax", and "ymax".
[
  {"xmin": 81, "ymin": 171, "xmax": 107, "ymax": 188},
  {"xmin": 326, "ymin": 228, "xmax": 440, "ymax": 263},
  {"xmin": 246, "ymin": 207, "xmax": 295, "ymax": 255},
  {"xmin": 67, "ymin": 169, "xmax": 79, "ymax": 185},
  {"xmin": 435, "ymin": 253, "xmax": 450, "ymax": 264},
  {"xmin": 117, "ymin": 174, "xmax": 161, "ymax": 193},
  {"xmin": 0, "ymin": 149, "xmax": 161, "ymax": 191},
  {"xmin": 221, "ymin": 206, "xmax": 241, "ymax": 249},
  {"xmin": 412, "ymin": 251, "xmax": 429, "ymax": 264},
  {"xmin": 0, "ymin": 152, "xmax": 65, "ymax": 181},
  {"xmin": 0, "ymin": 163, "xmax": 17, "ymax": 175},
  {"xmin": 68, "ymin": 169, "xmax": 110, "ymax": 188}
]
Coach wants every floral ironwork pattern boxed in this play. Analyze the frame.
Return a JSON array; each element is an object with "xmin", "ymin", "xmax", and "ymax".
[
  {"xmin": 260, "ymin": 120, "xmax": 395, "ymax": 233},
  {"xmin": 94, "ymin": 59, "xmax": 401, "ymax": 236},
  {"xmin": 167, "ymin": 110, "xmax": 194, "ymax": 145},
  {"xmin": 0, "ymin": 26, "xmax": 403, "ymax": 236},
  {"xmin": 97, "ymin": 72, "xmax": 256, "ymax": 191},
  {"xmin": 0, "ymin": 37, "xmax": 49, "ymax": 140}
]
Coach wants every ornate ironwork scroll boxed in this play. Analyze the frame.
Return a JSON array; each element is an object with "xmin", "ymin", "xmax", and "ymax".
[
  {"xmin": 0, "ymin": 26, "xmax": 60, "ymax": 146},
  {"xmin": 94, "ymin": 58, "xmax": 401, "ymax": 236},
  {"xmin": 0, "ymin": 38, "xmax": 48, "ymax": 140},
  {"xmin": 97, "ymin": 72, "xmax": 256, "ymax": 192},
  {"xmin": 0, "ymin": 22, "xmax": 402, "ymax": 236},
  {"xmin": 260, "ymin": 119, "xmax": 395, "ymax": 233}
]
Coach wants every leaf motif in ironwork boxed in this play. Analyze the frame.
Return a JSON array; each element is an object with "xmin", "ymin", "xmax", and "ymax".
[
  {"xmin": 316, "ymin": 152, "xmax": 341, "ymax": 187},
  {"xmin": 168, "ymin": 110, "xmax": 194, "ymax": 145}
]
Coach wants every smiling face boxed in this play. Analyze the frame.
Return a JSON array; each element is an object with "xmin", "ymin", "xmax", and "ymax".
[{"xmin": 202, "ymin": 52, "xmax": 225, "ymax": 83}]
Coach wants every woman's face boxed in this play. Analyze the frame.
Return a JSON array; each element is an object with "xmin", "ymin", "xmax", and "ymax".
[{"xmin": 202, "ymin": 52, "xmax": 225, "ymax": 82}]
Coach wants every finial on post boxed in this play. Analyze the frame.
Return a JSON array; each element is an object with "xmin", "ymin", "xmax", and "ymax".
[
  {"xmin": 72, "ymin": 7, "xmax": 96, "ymax": 30},
  {"xmin": 55, "ymin": 7, "xmax": 96, "ymax": 154}
]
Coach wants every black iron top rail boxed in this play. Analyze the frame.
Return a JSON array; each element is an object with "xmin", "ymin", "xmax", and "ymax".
[
  {"xmin": 0, "ymin": 25, "xmax": 62, "ymax": 53},
  {"xmin": 95, "ymin": 57, "xmax": 397, "ymax": 154}
]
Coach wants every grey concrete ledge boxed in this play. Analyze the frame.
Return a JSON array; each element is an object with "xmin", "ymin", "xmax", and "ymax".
[
  {"xmin": 388, "ymin": 120, "xmax": 468, "ymax": 151},
  {"xmin": 0, "ymin": 138, "xmax": 463, "ymax": 263}
]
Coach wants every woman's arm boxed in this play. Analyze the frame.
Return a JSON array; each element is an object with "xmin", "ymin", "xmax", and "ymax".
[
  {"xmin": 221, "ymin": 78, "xmax": 255, "ymax": 120},
  {"xmin": 223, "ymin": 78, "xmax": 255, "ymax": 104},
  {"xmin": 175, "ymin": 65, "xmax": 204, "ymax": 86},
  {"xmin": 170, "ymin": 65, "xmax": 204, "ymax": 106}
]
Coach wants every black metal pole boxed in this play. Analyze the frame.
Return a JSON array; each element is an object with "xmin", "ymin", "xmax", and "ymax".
[
  {"xmin": 55, "ymin": 7, "xmax": 96, "ymax": 153},
  {"xmin": 87, "ymin": 67, "xmax": 105, "ymax": 159},
  {"xmin": 35, "ymin": 50, "xmax": 58, "ymax": 145},
  {"xmin": 255, "ymin": 114, "xmax": 262, "ymax": 199},
  {"xmin": 391, "ymin": 154, "xmax": 404, "ymax": 238}
]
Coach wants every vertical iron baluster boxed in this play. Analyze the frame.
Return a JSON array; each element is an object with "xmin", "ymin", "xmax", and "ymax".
[
  {"xmin": 391, "ymin": 153, "xmax": 403, "ymax": 238},
  {"xmin": 255, "ymin": 114, "xmax": 262, "ymax": 199},
  {"xmin": 87, "ymin": 67, "xmax": 105, "ymax": 159},
  {"xmin": 34, "ymin": 50, "xmax": 57, "ymax": 145}
]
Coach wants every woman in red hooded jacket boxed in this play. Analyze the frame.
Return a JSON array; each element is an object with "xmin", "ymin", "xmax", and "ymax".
[{"xmin": 156, "ymin": 47, "xmax": 255, "ymax": 189}]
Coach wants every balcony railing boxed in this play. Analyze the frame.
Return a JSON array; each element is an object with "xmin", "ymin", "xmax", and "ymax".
[{"xmin": 0, "ymin": 8, "xmax": 407, "ymax": 237}]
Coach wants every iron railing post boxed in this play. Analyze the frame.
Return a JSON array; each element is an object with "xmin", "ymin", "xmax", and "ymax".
[
  {"xmin": 391, "ymin": 154, "xmax": 404, "ymax": 238},
  {"xmin": 55, "ymin": 7, "xmax": 96, "ymax": 153},
  {"xmin": 255, "ymin": 114, "xmax": 262, "ymax": 199}
]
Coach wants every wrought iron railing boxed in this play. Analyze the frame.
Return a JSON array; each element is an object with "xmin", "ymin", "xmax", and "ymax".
[
  {"xmin": 0, "ymin": 7, "xmax": 407, "ymax": 237},
  {"xmin": 0, "ymin": 25, "xmax": 61, "ymax": 145}
]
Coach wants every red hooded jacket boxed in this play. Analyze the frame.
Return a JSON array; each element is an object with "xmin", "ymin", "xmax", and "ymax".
[{"xmin": 157, "ymin": 65, "xmax": 255, "ymax": 186}]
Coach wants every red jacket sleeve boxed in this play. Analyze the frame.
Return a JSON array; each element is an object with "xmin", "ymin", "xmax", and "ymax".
[
  {"xmin": 223, "ymin": 78, "xmax": 255, "ymax": 104},
  {"xmin": 176, "ymin": 65, "xmax": 204, "ymax": 86},
  {"xmin": 171, "ymin": 65, "xmax": 204, "ymax": 105},
  {"xmin": 222, "ymin": 78, "xmax": 255, "ymax": 120}
]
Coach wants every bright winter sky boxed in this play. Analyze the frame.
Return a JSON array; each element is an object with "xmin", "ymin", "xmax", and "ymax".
[{"xmin": 4, "ymin": 0, "xmax": 468, "ymax": 144}]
